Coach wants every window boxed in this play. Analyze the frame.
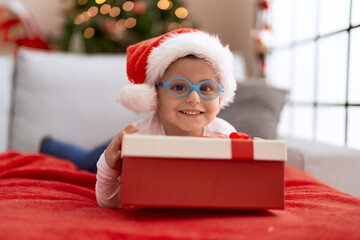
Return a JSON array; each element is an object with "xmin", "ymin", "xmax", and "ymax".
[{"xmin": 268, "ymin": 0, "xmax": 360, "ymax": 149}]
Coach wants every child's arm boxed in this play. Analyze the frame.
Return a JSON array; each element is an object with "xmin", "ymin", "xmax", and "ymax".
[{"xmin": 95, "ymin": 124, "xmax": 139, "ymax": 209}]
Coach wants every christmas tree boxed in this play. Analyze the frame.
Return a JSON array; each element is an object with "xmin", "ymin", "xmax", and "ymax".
[{"xmin": 58, "ymin": 0, "xmax": 194, "ymax": 53}]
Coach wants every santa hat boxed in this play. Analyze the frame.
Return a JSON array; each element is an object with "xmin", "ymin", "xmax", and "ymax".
[{"xmin": 117, "ymin": 28, "xmax": 236, "ymax": 114}]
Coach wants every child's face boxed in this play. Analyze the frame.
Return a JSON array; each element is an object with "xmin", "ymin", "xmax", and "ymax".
[{"xmin": 157, "ymin": 57, "xmax": 221, "ymax": 136}]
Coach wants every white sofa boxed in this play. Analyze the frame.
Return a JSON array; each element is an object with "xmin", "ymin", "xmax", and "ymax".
[{"xmin": 4, "ymin": 47, "xmax": 360, "ymax": 197}]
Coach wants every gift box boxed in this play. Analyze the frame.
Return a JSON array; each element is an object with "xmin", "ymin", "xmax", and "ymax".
[{"xmin": 120, "ymin": 134, "xmax": 287, "ymax": 210}]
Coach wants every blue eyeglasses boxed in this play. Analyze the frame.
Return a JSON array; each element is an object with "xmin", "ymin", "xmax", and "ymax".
[{"xmin": 155, "ymin": 78, "xmax": 224, "ymax": 100}]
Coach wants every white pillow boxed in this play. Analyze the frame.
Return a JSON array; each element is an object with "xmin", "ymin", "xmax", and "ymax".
[{"xmin": 10, "ymin": 47, "xmax": 144, "ymax": 152}]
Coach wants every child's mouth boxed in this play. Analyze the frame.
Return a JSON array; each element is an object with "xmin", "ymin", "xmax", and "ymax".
[{"xmin": 179, "ymin": 110, "xmax": 204, "ymax": 116}]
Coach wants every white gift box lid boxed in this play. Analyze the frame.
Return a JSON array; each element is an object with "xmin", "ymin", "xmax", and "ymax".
[{"xmin": 122, "ymin": 135, "xmax": 287, "ymax": 161}]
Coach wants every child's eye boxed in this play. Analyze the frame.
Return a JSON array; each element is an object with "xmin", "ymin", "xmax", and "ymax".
[
  {"xmin": 171, "ymin": 84, "xmax": 187, "ymax": 91},
  {"xmin": 200, "ymin": 84, "xmax": 214, "ymax": 92}
]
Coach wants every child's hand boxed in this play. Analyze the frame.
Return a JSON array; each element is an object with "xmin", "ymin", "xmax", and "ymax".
[{"xmin": 104, "ymin": 124, "xmax": 140, "ymax": 171}]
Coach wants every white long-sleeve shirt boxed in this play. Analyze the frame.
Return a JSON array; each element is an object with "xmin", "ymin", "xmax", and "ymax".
[{"xmin": 95, "ymin": 112, "xmax": 236, "ymax": 209}]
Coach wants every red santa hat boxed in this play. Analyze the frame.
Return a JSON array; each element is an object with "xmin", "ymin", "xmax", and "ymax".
[{"xmin": 117, "ymin": 28, "xmax": 236, "ymax": 114}]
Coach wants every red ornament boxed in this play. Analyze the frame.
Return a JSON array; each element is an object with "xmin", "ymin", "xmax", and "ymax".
[
  {"xmin": 133, "ymin": 0, "xmax": 147, "ymax": 15},
  {"xmin": 0, "ymin": 4, "xmax": 50, "ymax": 52},
  {"xmin": 259, "ymin": 0, "xmax": 270, "ymax": 10},
  {"xmin": 0, "ymin": 18, "xmax": 21, "ymax": 41},
  {"xmin": 105, "ymin": 19, "xmax": 117, "ymax": 33},
  {"xmin": 15, "ymin": 37, "xmax": 49, "ymax": 50}
]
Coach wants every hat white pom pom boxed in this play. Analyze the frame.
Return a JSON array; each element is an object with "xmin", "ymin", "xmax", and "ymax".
[{"xmin": 117, "ymin": 84, "xmax": 157, "ymax": 114}]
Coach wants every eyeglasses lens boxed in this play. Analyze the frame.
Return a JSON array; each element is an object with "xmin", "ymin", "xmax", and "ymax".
[
  {"xmin": 168, "ymin": 79, "xmax": 190, "ymax": 96},
  {"xmin": 199, "ymin": 81, "xmax": 220, "ymax": 98}
]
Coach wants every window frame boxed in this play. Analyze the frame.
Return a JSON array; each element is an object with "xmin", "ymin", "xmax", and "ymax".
[{"xmin": 268, "ymin": 0, "xmax": 360, "ymax": 148}]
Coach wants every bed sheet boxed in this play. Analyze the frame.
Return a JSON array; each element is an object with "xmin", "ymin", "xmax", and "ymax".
[{"xmin": 0, "ymin": 151, "xmax": 359, "ymax": 240}]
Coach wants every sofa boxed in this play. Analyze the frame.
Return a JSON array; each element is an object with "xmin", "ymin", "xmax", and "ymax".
[
  {"xmin": 4, "ymin": 47, "xmax": 359, "ymax": 197},
  {"xmin": 1, "ymin": 47, "xmax": 360, "ymax": 239}
]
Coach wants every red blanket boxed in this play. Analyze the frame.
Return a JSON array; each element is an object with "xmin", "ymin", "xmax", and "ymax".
[{"xmin": 1, "ymin": 151, "xmax": 359, "ymax": 240}]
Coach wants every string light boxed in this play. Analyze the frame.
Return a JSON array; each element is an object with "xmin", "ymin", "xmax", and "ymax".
[
  {"xmin": 88, "ymin": 6, "xmax": 99, "ymax": 17},
  {"xmin": 166, "ymin": 1, "xmax": 173, "ymax": 10},
  {"xmin": 100, "ymin": 4, "xmax": 111, "ymax": 14},
  {"xmin": 116, "ymin": 19, "xmax": 126, "ymax": 31},
  {"xmin": 124, "ymin": 17, "xmax": 137, "ymax": 28},
  {"xmin": 95, "ymin": 0, "xmax": 106, "ymax": 4},
  {"xmin": 180, "ymin": 20, "xmax": 193, "ymax": 28},
  {"xmin": 84, "ymin": 27, "xmax": 95, "ymax": 39},
  {"xmin": 109, "ymin": 7, "xmax": 121, "ymax": 17},
  {"xmin": 175, "ymin": 7, "xmax": 188, "ymax": 19},
  {"xmin": 157, "ymin": 0, "xmax": 170, "ymax": 10},
  {"xmin": 77, "ymin": 0, "xmax": 88, "ymax": 5},
  {"xmin": 168, "ymin": 22, "xmax": 181, "ymax": 31},
  {"xmin": 74, "ymin": 8, "xmax": 98, "ymax": 25},
  {"xmin": 123, "ymin": 1, "xmax": 135, "ymax": 12},
  {"xmin": 82, "ymin": 12, "xmax": 91, "ymax": 22},
  {"xmin": 74, "ymin": 14, "xmax": 84, "ymax": 25}
]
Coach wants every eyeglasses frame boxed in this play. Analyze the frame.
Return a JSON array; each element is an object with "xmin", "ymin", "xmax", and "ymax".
[{"xmin": 155, "ymin": 77, "xmax": 224, "ymax": 100}]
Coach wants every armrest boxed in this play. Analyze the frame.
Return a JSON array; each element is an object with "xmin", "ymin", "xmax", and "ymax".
[
  {"xmin": 0, "ymin": 55, "xmax": 14, "ymax": 151},
  {"xmin": 284, "ymin": 137, "xmax": 360, "ymax": 197}
]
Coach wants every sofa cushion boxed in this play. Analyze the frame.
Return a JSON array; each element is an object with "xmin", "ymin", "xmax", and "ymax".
[
  {"xmin": 218, "ymin": 80, "xmax": 288, "ymax": 139},
  {"xmin": 10, "ymin": 48, "xmax": 144, "ymax": 152}
]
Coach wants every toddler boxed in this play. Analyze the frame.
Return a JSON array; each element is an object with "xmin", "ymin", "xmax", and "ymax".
[{"xmin": 96, "ymin": 28, "xmax": 238, "ymax": 209}]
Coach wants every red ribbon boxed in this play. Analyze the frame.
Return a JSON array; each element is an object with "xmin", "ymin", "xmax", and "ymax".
[{"xmin": 229, "ymin": 132, "xmax": 253, "ymax": 160}]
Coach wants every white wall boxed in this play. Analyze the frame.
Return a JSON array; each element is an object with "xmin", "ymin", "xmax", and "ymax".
[
  {"xmin": 183, "ymin": 0, "xmax": 256, "ymax": 76},
  {"xmin": 0, "ymin": 0, "xmax": 64, "ymax": 37}
]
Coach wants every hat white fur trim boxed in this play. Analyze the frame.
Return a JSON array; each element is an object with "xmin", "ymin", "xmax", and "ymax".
[
  {"xmin": 117, "ymin": 84, "xmax": 157, "ymax": 114},
  {"xmin": 146, "ymin": 31, "xmax": 236, "ymax": 109}
]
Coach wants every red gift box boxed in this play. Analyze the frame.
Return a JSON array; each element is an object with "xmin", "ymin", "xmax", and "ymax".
[{"xmin": 121, "ymin": 135, "xmax": 287, "ymax": 210}]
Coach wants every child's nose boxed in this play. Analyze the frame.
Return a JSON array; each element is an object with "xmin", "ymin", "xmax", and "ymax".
[{"xmin": 186, "ymin": 90, "xmax": 201, "ymax": 104}]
